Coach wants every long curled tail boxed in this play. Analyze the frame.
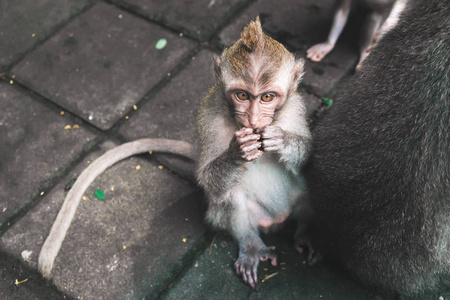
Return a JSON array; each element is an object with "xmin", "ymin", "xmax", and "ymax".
[{"xmin": 38, "ymin": 138, "xmax": 194, "ymax": 278}]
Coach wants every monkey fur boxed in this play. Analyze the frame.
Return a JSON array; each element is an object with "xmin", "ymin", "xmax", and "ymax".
[
  {"xmin": 196, "ymin": 18, "xmax": 312, "ymax": 288},
  {"xmin": 306, "ymin": 0, "xmax": 403, "ymax": 66},
  {"xmin": 306, "ymin": 0, "xmax": 449, "ymax": 296},
  {"xmin": 39, "ymin": 18, "xmax": 312, "ymax": 288}
]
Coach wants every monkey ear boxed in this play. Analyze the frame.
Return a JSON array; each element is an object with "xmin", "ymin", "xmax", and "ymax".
[
  {"xmin": 291, "ymin": 58, "xmax": 305, "ymax": 91},
  {"xmin": 213, "ymin": 55, "xmax": 222, "ymax": 82}
]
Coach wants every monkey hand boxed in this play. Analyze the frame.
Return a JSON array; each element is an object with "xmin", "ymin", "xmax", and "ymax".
[
  {"xmin": 260, "ymin": 126, "xmax": 286, "ymax": 152},
  {"xmin": 232, "ymin": 127, "xmax": 263, "ymax": 162},
  {"xmin": 235, "ymin": 244, "xmax": 277, "ymax": 289}
]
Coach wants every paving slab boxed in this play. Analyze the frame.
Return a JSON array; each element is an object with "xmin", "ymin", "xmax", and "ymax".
[
  {"xmin": 110, "ymin": 0, "xmax": 252, "ymax": 41},
  {"xmin": 0, "ymin": 255, "xmax": 66, "ymax": 300},
  {"xmin": 11, "ymin": 2, "xmax": 196, "ymax": 131},
  {"xmin": 164, "ymin": 227, "xmax": 370, "ymax": 299},
  {"xmin": 118, "ymin": 49, "xmax": 215, "ymax": 144},
  {"xmin": 0, "ymin": 81, "xmax": 96, "ymax": 227},
  {"xmin": 217, "ymin": 0, "xmax": 358, "ymax": 97},
  {"xmin": 217, "ymin": 0, "xmax": 335, "ymax": 49},
  {"xmin": 0, "ymin": 0, "xmax": 94, "ymax": 72},
  {"xmin": 118, "ymin": 49, "xmax": 216, "ymax": 178},
  {"xmin": 0, "ymin": 140, "xmax": 206, "ymax": 300}
]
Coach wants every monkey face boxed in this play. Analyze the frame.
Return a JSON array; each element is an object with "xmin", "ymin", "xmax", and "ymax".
[{"xmin": 228, "ymin": 87, "xmax": 284, "ymax": 129}]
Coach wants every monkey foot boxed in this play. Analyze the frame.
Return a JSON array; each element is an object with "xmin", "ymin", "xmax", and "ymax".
[
  {"xmin": 294, "ymin": 235, "xmax": 322, "ymax": 266},
  {"xmin": 235, "ymin": 247, "xmax": 277, "ymax": 288},
  {"xmin": 306, "ymin": 42, "xmax": 335, "ymax": 62}
]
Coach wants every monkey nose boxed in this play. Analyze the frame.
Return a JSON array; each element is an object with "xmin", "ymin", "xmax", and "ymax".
[
  {"xmin": 248, "ymin": 115, "xmax": 260, "ymax": 129},
  {"xmin": 249, "ymin": 119, "xmax": 259, "ymax": 129}
]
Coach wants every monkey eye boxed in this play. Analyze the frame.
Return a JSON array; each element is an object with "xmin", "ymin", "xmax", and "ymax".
[
  {"xmin": 236, "ymin": 91, "xmax": 249, "ymax": 100},
  {"xmin": 261, "ymin": 93, "xmax": 274, "ymax": 102}
]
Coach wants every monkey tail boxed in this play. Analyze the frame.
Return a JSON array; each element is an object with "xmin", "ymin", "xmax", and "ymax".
[{"xmin": 38, "ymin": 138, "xmax": 194, "ymax": 278}]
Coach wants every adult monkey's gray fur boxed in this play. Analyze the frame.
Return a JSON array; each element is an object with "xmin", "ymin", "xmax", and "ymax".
[{"xmin": 306, "ymin": 0, "xmax": 449, "ymax": 296}]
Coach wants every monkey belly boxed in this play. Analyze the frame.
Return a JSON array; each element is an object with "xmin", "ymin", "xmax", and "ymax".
[
  {"xmin": 246, "ymin": 199, "xmax": 290, "ymax": 228},
  {"xmin": 241, "ymin": 154, "xmax": 303, "ymax": 223}
]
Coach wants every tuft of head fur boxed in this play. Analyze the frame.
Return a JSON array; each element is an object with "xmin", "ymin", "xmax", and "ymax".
[
  {"xmin": 240, "ymin": 16, "xmax": 265, "ymax": 51},
  {"xmin": 215, "ymin": 17, "xmax": 297, "ymax": 89}
]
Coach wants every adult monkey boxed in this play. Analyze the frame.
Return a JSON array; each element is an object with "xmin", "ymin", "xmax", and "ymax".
[
  {"xmin": 39, "ymin": 18, "xmax": 313, "ymax": 288},
  {"xmin": 307, "ymin": 0, "xmax": 449, "ymax": 296}
]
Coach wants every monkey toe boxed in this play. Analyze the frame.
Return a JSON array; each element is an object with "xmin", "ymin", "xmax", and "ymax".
[
  {"xmin": 294, "ymin": 234, "xmax": 321, "ymax": 265},
  {"xmin": 307, "ymin": 250, "xmax": 323, "ymax": 266},
  {"xmin": 235, "ymin": 248, "xmax": 276, "ymax": 288},
  {"xmin": 235, "ymin": 257, "xmax": 258, "ymax": 288},
  {"xmin": 306, "ymin": 43, "xmax": 334, "ymax": 62}
]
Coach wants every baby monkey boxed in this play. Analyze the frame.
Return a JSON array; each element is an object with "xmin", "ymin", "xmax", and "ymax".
[
  {"xmin": 197, "ymin": 18, "xmax": 312, "ymax": 288},
  {"xmin": 38, "ymin": 18, "xmax": 312, "ymax": 289}
]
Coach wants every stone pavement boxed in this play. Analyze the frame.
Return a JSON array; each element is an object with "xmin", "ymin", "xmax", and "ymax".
[{"xmin": 0, "ymin": 1, "xmax": 441, "ymax": 299}]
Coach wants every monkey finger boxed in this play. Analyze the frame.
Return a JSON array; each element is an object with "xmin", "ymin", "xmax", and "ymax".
[
  {"xmin": 261, "ymin": 140, "xmax": 283, "ymax": 152},
  {"xmin": 261, "ymin": 138, "xmax": 282, "ymax": 147},
  {"xmin": 235, "ymin": 127, "xmax": 255, "ymax": 137},
  {"xmin": 240, "ymin": 141, "xmax": 261, "ymax": 153},
  {"xmin": 262, "ymin": 145, "xmax": 283, "ymax": 152},
  {"xmin": 261, "ymin": 126, "xmax": 283, "ymax": 139},
  {"xmin": 237, "ymin": 133, "xmax": 260, "ymax": 145},
  {"xmin": 243, "ymin": 150, "xmax": 263, "ymax": 162}
]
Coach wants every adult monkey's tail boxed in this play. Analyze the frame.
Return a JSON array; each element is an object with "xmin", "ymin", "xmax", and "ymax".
[{"xmin": 38, "ymin": 138, "xmax": 194, "ymax": 278}]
